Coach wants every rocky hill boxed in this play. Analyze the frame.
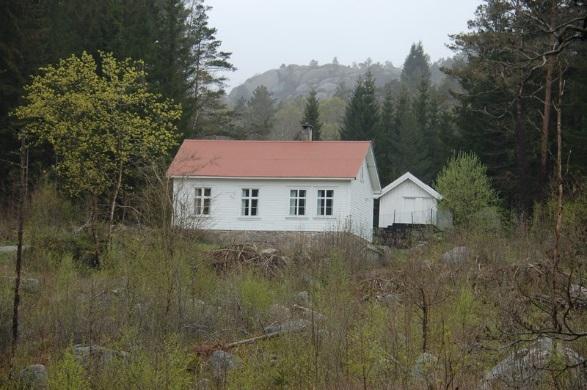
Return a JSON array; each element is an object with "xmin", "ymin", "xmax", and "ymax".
[{"xmin": 228, "ymin": 58, "xmax": 454, "ymax": 104}]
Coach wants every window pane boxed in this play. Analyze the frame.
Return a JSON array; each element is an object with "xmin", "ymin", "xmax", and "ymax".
[
  {"xmin": 204, "ymin": 199, "xmax": 210, "ymax": 215},
  {"xmin": 204, "ymin": 188, "xmax": 211, "ymax": 197},
  {"xmin": 242, "ymin": 199, "xmax": 248, "ymax": 215},
  {"xmin": 318, "ymin": 190, "xmax": 324, "ymax": 198},
  {"xmin": 242, "ymin": 189, "xmax": 248, "ymax": 197},
  {"xmin": 251, "ymin": 207, "xmax": 257, "ymax": 216},
  {"xmin": 299, "ymin": 205, "xmax": 305, "ymax": 215},
  {"xmin": 195, "ymin": 198, "xmax": 202, "ymax": 213},
  {"xmin": 290, "ymin": 189, "xmax": 296, "ymax": 197},
  {"xmin": 326, "ymin": 207, "xmax": 332, "ymax": 216},
  {"xmin": 252, "ymin": 189, "xmax": 258, "ymax": 197},
  {"xmin": 327, "ymin": 190, "xmax": 333, "ymax": 197},
  {"xmin": 299, "ymin": 190, "xmax": 306, "ymax": 197},
  {"xmin": 251, "ymin": 199, "xmax": 258, "ymax": 209},
  {"xmin": 195, "ymin": 188, "xmax": 202, "ymax": 196}
]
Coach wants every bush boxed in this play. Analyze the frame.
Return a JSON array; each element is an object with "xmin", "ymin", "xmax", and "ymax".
[{"xmin": 436, "ymin": 152, "xmax": 499, "ymax": 227}]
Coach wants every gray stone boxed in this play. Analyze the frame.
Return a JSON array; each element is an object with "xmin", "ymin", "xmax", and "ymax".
[
  {"xmin": 295, "ymin": 291, "xmax": 310, "ymax": 306},
  {"xmin": 481, "ymin": 338, "xmax": 586, "ymax": 389},
  {"xmin": 570, "ymin": 284, "xmax": 587, "ymax": 308},
  {"xmin": 73, "ymin": 344, "xmax": 129, "ymax": 366},
  {"xmin": 377, "ymin": 293, "xmax": 401, "ymax": 306},
  {"xmin": 2, "ymin": 276, "xmax": 40, "ymax": 293},
  {"xmin": 260, "ymin": 248, "xmax": 279, "ymax": 256},
  {"xmin": 268, "ymin": 303, "xmax": 291, "ymax": 322},
  {"xmin": 19, "ymin": 364, "xmax": 48, "ymax": 389},
  {"xmin": 209, "ymin": 350, "xmax": 240, "ymax": 378},
  {"xmin": 263, "ymin": 319, "xmax": 310, "ymax": 334},
  {"xmin": 441, "ymin": 246, "xmax": 470, "ymax": 265},
  {"xmin": 0, "ymin": 245, "xmax": 30, "ymax": 254}
]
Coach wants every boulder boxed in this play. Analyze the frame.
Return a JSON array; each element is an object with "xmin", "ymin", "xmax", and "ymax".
[
  {"xmin": 73, "ymin": 345, "xmax": 128, "ymax": 366},
  {"xmin": 570, "ymin": 284, "xmax": 587, "ymax": 308},
  {"xmin": 376, "ymin": 293, "xmax": 401, "ymax": 306},
  {"xmin": 209, "ymin": 350, "xmax": 240, "ymax": 379},
  {"xmin": 2, "ymin": 276, "xmax": 40, "ymax": 293},
  {"xmin": 441, "ymin": 246, "xmax": 470, "ymax": 265},
  {"xmin": 268, "ymin": 303, "xmax": 291, "ymax": 322},
  {"xmin": 263, "ymin": 319, "xmax": 310, "ymax": 334},
  {"xmin": 19, "ymin": 364, "xmax": 48, "ymax": 389},
  {"xmin": 481, "ymin": 338, "xmax": 586, "ymax": 389},
  {"xmin": 295, "ymin": 291, "xmax": 310, "ymax": 306},
  {"xmin": 260, "ymin": 248, "xmax": 279, "ymax": 256},
  {"xmin": 0, "ymin": 245, "xmax": 30, "ymax": 254}
]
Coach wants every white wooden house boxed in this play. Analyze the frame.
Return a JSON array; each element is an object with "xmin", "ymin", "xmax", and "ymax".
[
  {"xmin": 167, "ymin": 139, "xmax": 381, "ymax": 241},
  {"xmin": 377, "ymin": 172, "xmax": 442, "ymax": 228}
]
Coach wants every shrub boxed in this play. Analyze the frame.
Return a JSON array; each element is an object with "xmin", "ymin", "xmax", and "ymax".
[{"xmin": 436, "ymin": 152, "xmax": 499, "ymax": 227}]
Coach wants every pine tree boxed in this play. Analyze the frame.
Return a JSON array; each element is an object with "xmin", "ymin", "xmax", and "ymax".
[
  {"xmin": 245, "ymin": 85, "xmax": 275, "ymax": 139},
  {"xmin": 340, "ymin": 72, "xmax": 379, "ymax": 141},
  {"xmin": 301, "ymin": 89, "xmax": 322, "ymax": 140},
  {"xmin": 401, "ymin": 42, "xmax": 431, "ymax": 92}
]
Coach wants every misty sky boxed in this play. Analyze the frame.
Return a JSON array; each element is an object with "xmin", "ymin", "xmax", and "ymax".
[{"xmin": 207, "ymin": 0, "xmax": 483, "ymax": 91}]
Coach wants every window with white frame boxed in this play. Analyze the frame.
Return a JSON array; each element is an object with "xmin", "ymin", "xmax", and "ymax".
[
  {"xmin": 194, "ymin": 187, "xmax": 211, "ymax": 215},
  {"xmin": 317, "ymin": 189, "xmax": 334, "ymax": 216},
  {"xmin": 289, "ymin": 189, "xmax": 306, "ymax": 216},
  {"xmin": 241, "ymin": 188, "xmax": 259, "ymax": 216}
]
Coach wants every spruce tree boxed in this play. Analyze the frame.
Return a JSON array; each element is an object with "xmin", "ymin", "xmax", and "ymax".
[
  {"xmin": 401, "ymin": 42, "xmax": 431, "ymax": 92},
  {"xmin": 340, "ymin": 72, "xmax": 379, "ymax": 141},
  {"xmin": 245, "ymin": 85, "xmax": 275, "ymax": 139},
  {"xmin": 301, "ymin": 89, "xmax": 322, "ymax": 140},
  {"xmin": 377, "ymin": 84, "xmax": 397, "ymax": 184}
]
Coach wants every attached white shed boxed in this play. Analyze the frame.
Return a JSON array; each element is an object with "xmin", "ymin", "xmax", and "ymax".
[{"xmin": 377, "ymin": 172, "xmax": 442, "ymax": 228}]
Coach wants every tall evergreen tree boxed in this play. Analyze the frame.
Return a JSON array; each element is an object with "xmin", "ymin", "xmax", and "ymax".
[
  {"xmin": 377, "ymin": 84, "xmax": 397, "ymax": 184},
  {"xmin": 245, "ymin": 85, "xmax": 275, "ymax": 139},
  {"xmin": 301, "ymin": 89, "xmax": 322, "ymax": 140},
  {"xmin": 340, "ymin": 72, "xmax": 379, "ymax": 141},
  {"xmin": 401, "ymin": 42, "xmax": 431, "ymax": 92},
  {"xmin": 390, "ymin": 88, "xmax": 429, "ymax": 180}
]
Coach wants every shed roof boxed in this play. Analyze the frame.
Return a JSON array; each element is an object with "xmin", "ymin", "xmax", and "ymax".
[
  {"xmin": 167, "ymin": 140, "xmax": 379, "ymax": 188},
  {"xmin": 377, "ymin": 172, "xmax": 442, "ymax": 200}
]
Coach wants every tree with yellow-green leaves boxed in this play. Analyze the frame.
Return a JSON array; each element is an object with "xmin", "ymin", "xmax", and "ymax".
[{"xmin": 14, "ymin": 51, "xmax": 181, "ymax": 265}]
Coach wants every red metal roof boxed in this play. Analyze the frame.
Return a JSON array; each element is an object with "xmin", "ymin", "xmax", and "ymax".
[{"xmin": 166, "ymin": 140, "xmax": 372, "ymax": 179}]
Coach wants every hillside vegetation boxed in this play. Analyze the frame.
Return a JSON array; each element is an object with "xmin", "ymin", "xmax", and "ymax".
[{"xmin": 0, "ymin": 182, "xmax": 586, "ymax": 389}]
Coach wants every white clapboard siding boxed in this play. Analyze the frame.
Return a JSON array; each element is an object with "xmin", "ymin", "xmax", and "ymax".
[
  {"xmin": 172, "ymin": 176, "xmax": 375, "ymax": 241},
  {"xmin": 378, "ymin": 173, "xmax": 441, "ymax": 228}
]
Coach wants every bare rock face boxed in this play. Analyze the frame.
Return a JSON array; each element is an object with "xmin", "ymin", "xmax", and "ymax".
[
  {"xmin": 19, "ymin": 364, "xmax": 48, "ymax": 389},
  {"xmin": 440, "ymin": 246, "xmax": 470, "ymax": 265},
  {"xmin": 481, "ymin": 338, "xmax": 586, "ymax": 389}
]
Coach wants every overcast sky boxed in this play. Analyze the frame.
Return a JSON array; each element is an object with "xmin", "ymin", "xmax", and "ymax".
[{"xmin": 207, "ymin": 0, "xmax": 483, "ymax": 91}]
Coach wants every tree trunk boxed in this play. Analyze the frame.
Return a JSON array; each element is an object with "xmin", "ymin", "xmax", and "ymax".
[
  {"xmin": 107, "ymin": 163, "xmax": 123, "ymax": 250},
  {"xmin": 90, "ymin": 195, "xmax": 101, "ymax": 268},
  {"xmin": 551, "ymin": 69, "xmax": 565, "ymax": 332},
  {"xmin": 539, "ymin": 56, "xmax": 554, "ymax": 189},
  {"xmin": 515, "ymin": 91, "xmax": 530, "ymax": 210},
  {"xmin": 539, "ymin": 1, "xmax": 557, "ymax": 189},
  {"xmin": 11, "ymin": 139, "xmax": 28, "ymax": 359}
]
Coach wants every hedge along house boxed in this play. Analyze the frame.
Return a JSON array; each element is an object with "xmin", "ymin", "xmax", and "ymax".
[
  {"xmin": 377, "ymin": 172, "xmax": 443, "ymax": 228},
  {"xmin": 166, "ymin": 136, "xmax": 381, "ymax": 241}
]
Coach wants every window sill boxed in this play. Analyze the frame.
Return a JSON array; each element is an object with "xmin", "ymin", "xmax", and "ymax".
[
  {"xmin": 285, "ymin": 216, "xmax": 309, "ymax": 220},
  {"xmin": 313, "ymin": 216, "xmax": 336, "ymax": 220},
  {"xmin": 238, "ymin": 217, "xmax": 261, "ymax": 221},
  {"xmin": 190, "ymin": 214, "xmax": 211, "ymax": 218}
]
